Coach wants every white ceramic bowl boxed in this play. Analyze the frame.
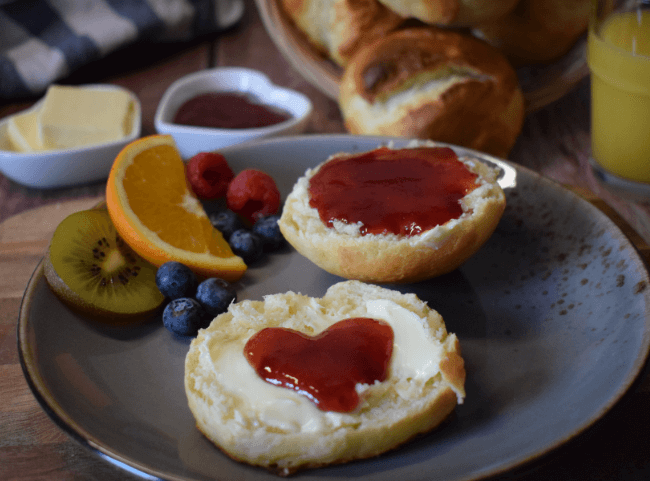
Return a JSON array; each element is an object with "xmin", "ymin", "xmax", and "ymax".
[
  {"xmin": 154, "ymin": 67, "xmax": 313, "ymax": 159},
  {"xmin": 0, "ymin": 84, "xmax": 141, "ymax": 189}
]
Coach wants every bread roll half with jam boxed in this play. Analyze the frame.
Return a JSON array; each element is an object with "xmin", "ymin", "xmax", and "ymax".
[
  {"xmin": 338, "ymin": 27, "xmax": 525, "ymax": 159},
  {"xmin": 278, "ymin": 142, "xmax": 506, "ymax": 284},
  {"xmin": 185, "ymin": 280, "xmax": 465, "ymax": 475}
]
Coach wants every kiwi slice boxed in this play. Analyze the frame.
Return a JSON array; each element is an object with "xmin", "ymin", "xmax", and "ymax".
[{"xmin": 43, "ymin": 208, "xmax": 165, "ymax": 323}]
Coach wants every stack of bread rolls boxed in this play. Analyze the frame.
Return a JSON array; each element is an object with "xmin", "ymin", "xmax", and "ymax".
[{"xmin": 277, "ymin": 0, "xmax": 590, "ymax": 158}]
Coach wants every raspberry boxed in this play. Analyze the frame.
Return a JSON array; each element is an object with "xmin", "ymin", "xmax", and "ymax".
[
  {"xmin": 186, "ymin": 152, "xmax": 234, "ymax": 199},
  {"xmin": 226, "ymin": 169, "xmax": 281, "ymax": 224}
]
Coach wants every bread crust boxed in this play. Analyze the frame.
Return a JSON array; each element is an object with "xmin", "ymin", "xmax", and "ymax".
[
  {"xmin": 374, "ymin": 0, "xmax": 519, "ymax": 25},
  {"xmin": 278, "ymin": 142, "xmax": 506, "ymax": 284},
  {"xmin": 338, "ymin": 27, "xmax": 525, "ymax": 158},
  {"xmin": 473, "ymin": 0, "xmax": 591, "ymax": 66},
  {"xmin": 185, "ymin": 280, "xmax": 465, "ymax": 475},
  {"xmin": 279, "ymin": 0, "xmax": 404, "ymax": 66}
]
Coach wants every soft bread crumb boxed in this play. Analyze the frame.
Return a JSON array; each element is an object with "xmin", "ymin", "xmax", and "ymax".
[{"xmin": 185, "ymin": 280, "xmax": 465, "ymax": 474}]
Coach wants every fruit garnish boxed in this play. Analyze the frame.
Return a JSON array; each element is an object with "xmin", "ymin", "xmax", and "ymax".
[
  {"xmin": 105, "ymin": 134, "xmax": 247, "ymax": 281},
  {"xmin": 226, "ymin": 169, "xmax": 281, "ymax": 225},
  {"xmin": 162, "ymin": 297, "xmax": 206, "ymax": 336},
  {"xmin": 251, "ymin": 214, "xmax": 286, "ymax": 251},
  {"xmin": 43, "ymin": 208, "xmax": 165, "ymax": 322},
  {"xmin": 195, "ymin": 277, "xmax": 236, "ymax": 317},
  {"xmin": 229, "ymin": 229, "xmax": 264, "ymax": 264},
  {"xmin": 186, "ymin": 151, "xmax": 234, "ymax": 199},
  {"xmin": 208, "ymin": 210, "xmax": 244, "ymax": 241},
  {"xmin": 155, "ymin": 261, "xmax": 198, "ymax": 299}
]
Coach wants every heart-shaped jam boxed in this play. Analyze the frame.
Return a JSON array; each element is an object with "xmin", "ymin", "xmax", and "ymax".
[{"xmin": 244, "ymin": 318, "xmax": 394, "ymax": 412}]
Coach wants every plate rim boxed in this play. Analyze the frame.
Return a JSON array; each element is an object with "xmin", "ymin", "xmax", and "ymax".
[
  {"xmin": 17, "ymin": 134, "xmax": 650, "ymax": 481},
  {"xmin": 17, "ymin": 259, "xmax": 183, "ymax": 481}
]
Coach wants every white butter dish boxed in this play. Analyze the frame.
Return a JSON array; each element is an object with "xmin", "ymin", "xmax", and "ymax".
[{"xmin": 0, "ymin": 84, "xmax": 141, "ymax": 189}]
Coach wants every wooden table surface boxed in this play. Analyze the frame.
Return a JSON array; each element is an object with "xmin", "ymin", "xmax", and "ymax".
[{"xmin": 2, "ymin": 1, "xmax": 650, "ymax": 479}]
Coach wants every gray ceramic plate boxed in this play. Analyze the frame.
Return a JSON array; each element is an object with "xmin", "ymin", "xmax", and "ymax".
[{"xmin": 19, "ymin": 135, "xmax": 650, "ymax": 481}]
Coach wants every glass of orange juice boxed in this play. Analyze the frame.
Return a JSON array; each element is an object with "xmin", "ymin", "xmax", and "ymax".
[{"xmin": 588, "ymin": 0, "xmax": 650, "ymax": 200}]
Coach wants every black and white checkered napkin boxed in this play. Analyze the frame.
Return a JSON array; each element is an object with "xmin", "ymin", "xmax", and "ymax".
[{"xmin": 0, "ymin": 0, "xmax": 244, "ymax": 100}]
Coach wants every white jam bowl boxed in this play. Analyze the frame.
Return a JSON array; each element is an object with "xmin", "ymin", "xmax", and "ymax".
[{"xmin": 154, "ymin": 67, "xmax": 313, "ymax": 159}]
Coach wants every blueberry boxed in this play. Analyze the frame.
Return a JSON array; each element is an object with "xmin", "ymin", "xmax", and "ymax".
[
  {"xmin": 196, "ymin": 278, "xmax": 237, "ymax": 317},
  {"xmin": 252, "ymin": 215, "xmax": 285, "ymax": 251},
  {"xmin": 155, "ymin": 262, "xmax": 197, "ymax": 299},
  {"xmin": 162, "ymin": 298, "xmax": 207, "ymax": 336},
  {"xmin": 229, "ymin": 229, "xmax": 263, "ymax": 264},
  {"xmin": 209, "ymin": 210, "xmax": 244, "ymax": 241}
]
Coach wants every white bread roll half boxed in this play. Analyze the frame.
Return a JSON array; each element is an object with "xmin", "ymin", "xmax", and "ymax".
[
  {"xmin": 185, "ymin": 280, "xmax": 465, "ymax": 475},
  {"xmin": 278, "ymin": 142, "xmax": 506, "ymax": 284}
]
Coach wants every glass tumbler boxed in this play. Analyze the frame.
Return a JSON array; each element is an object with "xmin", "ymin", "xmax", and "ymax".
[{"xmin": 588, "ymin": 0, "xmax": 650, "ymax": 200}]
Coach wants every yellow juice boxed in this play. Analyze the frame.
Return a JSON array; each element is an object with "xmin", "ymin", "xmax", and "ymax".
[{"xmin": 588, "ymin": 9, "xmax": 650, "ymax": 183}]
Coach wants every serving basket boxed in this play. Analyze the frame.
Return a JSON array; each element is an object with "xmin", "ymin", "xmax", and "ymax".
[{"xmin": 253, "ymin": 0, "xmax": 590, "ymax": 112}]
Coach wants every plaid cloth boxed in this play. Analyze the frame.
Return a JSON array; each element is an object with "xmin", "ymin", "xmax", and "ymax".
[{"xmin": 0, "ymin": 0, "xmax": 244, "ymax": 100}]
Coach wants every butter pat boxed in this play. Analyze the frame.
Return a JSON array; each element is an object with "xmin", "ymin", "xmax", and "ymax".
[
  {"xmin": 6, "ymin": 108, "xmax": 44, "ymax": 152},
  {"xmin": 38, "ymin": 85, "xmax": 134, "ymax": 149},
  {"xmin": 209, "ymin": 299, "xmax": 444, "ymax": 433},
  {"xmin": 365, "ymin": 299, "xmax": 443, "ymax": 380}
]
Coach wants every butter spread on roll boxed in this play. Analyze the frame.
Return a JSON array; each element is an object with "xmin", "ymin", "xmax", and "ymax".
[
  {"xmin": 338, "ymin": 26, "xmax": 525, "ymax": 159},
  {"xmin": 209, "ymin": 299, "xmax": 446, "ymax": 427}
]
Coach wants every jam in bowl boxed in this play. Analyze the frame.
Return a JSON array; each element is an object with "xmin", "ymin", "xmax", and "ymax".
[{"xmin": 154, "ymin": 68, "xmax": 313, "ymax": 159}]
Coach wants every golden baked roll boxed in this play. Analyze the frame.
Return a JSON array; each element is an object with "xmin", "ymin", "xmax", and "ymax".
[
  {"xmin": 374, "ymin": 0, "xmax": 519, "ymax": 25},
  {"xmin": 185, "ymin": 280, "xmax": 465, "ymax": 475},
  {"xmin": 338, "ymin": 27, "xmax": 525, "ymax": 159},
  {"xmin": 473, "ymin": 0, "xmax": 591, "ymax": 66},
  {"xmin": 279, "ymin": 0, "xmax": 404, "ymax": 66},
  {"xmin": 278, "ymin": 142, "xmax": 506, "ymax": 284}
]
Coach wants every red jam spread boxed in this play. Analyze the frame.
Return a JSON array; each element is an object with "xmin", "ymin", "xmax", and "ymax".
[
  {"xmin": 308, "ymin": 147, "xmax": 479, "ymax": 236},
  {"xmin": 244, "ymin": 318, "xmax": 394, "ymax": 413},
  {"xmin": 173, "ymin": 92, "xmax": 292, "ymax": 129}
]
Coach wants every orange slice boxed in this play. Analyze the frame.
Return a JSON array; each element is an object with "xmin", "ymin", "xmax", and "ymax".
[{"xmin": 105, "ymin": 135, "xmax": 246, "ymax": 281}]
